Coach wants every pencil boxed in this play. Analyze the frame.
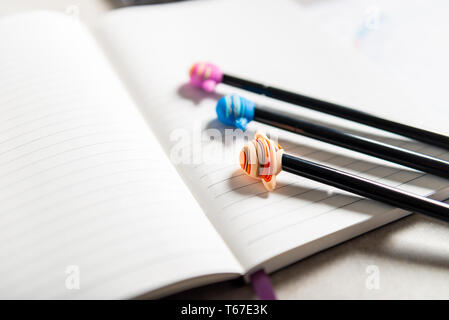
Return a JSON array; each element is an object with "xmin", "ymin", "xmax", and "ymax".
[
  {"xmin": 190, "ymin": 62, "xmax": 449, "ymax": 150},
  {"xmin": 241, "ymin": 132, "xmax": 449, "ymax": 223},
  {"xmin": 217, "ymin": 94, "xmax": 449, "ymax": 180}
]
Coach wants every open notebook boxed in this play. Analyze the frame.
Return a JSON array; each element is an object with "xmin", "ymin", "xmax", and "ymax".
[{"xmin": 0, "ymin": 0, "xmax": 448, "ymax": 299}]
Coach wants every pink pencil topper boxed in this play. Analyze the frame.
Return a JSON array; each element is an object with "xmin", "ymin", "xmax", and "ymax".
[{"xmin": 189, "ymin": 62, "xmax": 223, "ymax": 92}]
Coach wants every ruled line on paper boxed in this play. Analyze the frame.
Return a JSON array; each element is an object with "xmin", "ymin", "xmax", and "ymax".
[
  {"xmin": 0, "ymin": 104, "xmax": 92, "ymax": 128},
  {"xmin": 199, "ymin": 163, "xmax": 236, "ymax": 179},
  {"xmin": 237, "ymin": 170, "xmax": 427, "ymax": 235},
  {"xmin": 214, "ymin": 181, "xmax": 261, "ymax": 199},
  {"xmin": 0, "ymin": 168, "xmax": 154, "ymax": 214},
  {"xmin": 0, "ymin": 187, "xmax": 173, "ymax": 250},
  {"xmin": 0, "ymin": 134, "xmax": 139, "ymax": 167},
  {"xmin": 0, "ymin": 149, "xmax": 148, "ymax": 190},
  {"xmin": 68, "ymin": 249, "xmax": 218, "ymax": 298},
  {"xmin": 245, "ymin": 172, "xmax": 431, "ymax": 246},
  {"xmin": 0, "ymin": 179, "xmax": 158, "ymax": 233},
  {"xmin": 0, "ymin": 158, "xmax": 153, "ymax": 201},
  {"xmin": 0, "ymin": 124, "xmax": 123, "ymax": 155},
  {"xmin": 0, "ymin": 205, "xmax": 191, "ymax": 273},
  {"xmin": 54, "ymin": 249, "xmax": 222, "ymax": 299},
  {"xmin": 1, "ymin": 227, "xmax": 205, "ymax": 295},
  {"xmin": 0, "ymin": 199, "xmax": 167, "ymax": 259},
  {"xmin": 219, "ymin": 182, "xmax": 298, "ymax": 211},
  {"xmin": 0, "ymin": 140, "xmax": 146, "ymax": 178},
  {"xmin": 0, "ymin": 115, "xmax": 104, "ymax": 145},
  {"xmin": 206, "ymin": 173, "xmax": 246, "ymax": 189}
]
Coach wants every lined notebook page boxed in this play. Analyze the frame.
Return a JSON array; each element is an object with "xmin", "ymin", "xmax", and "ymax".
[
  {"xmin": 0, "ymin": 12, "xmax": 241, "ymax": 299},
  {"xmin": 99, "ymin": 0, "xmax": 449, "ymax": 272}
]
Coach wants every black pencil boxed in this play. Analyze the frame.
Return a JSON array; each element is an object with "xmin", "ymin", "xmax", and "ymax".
[
  {"xmin": 223, "ymin": 74, "xmax": 449, "ymax": 150},
  {"xmin": 217, "ymin": 94, "xmax": 449, "ymax": 180},
  {"xmin": 189, "ymin": 62, "xmax": 449, "ymax": 150},
  {"xmin": 240, "ymin": 133, "xmax": 449, "ymax": 223}
]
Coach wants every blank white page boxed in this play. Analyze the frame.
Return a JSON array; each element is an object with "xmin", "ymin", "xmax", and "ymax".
[
  {"xmin": 0, "ymin": 12, "xmax": 241, "ymax": 299},
  {"xmin": 298, "ymin": 0, "xmax": 449, "ymax": 126},
  {"xmin": 98, "ymin": 0, "xmax": 449, "ymax": 272}
]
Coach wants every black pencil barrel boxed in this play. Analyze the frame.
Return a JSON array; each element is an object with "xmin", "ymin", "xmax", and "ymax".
[
  {"xmin": 222, "ymin": 74, "xmax": 449, "ymax": 150},
  {"xmin": 254, "ymin": 108, "xmax": 449, "ymax": 179},
  {"xmin": 281, "ymin": 153, "xmax": 449, "ymax": 223}
]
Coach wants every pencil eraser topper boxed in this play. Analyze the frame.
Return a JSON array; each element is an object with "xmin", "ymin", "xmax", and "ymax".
[
  {"xmin": 216, "ymin": 94, "xmax": 255, "ymax": 130},
  {"xmin": 189, "ymin": 62, "xmax": 223, "ymax": 92},
  {"xmin": 239, "ymin": 131, "xmax": 284, "ymax": 191}
]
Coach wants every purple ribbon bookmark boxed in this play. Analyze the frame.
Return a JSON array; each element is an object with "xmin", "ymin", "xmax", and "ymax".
[{"xmin": 250, "ymin": 269, "xmax": 277, "ymax": 300}]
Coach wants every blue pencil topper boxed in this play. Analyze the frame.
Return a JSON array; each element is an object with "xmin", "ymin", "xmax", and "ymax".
[{"xmin": 216, "ymin": 94, "xmax": 255, "ymax": 130}]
